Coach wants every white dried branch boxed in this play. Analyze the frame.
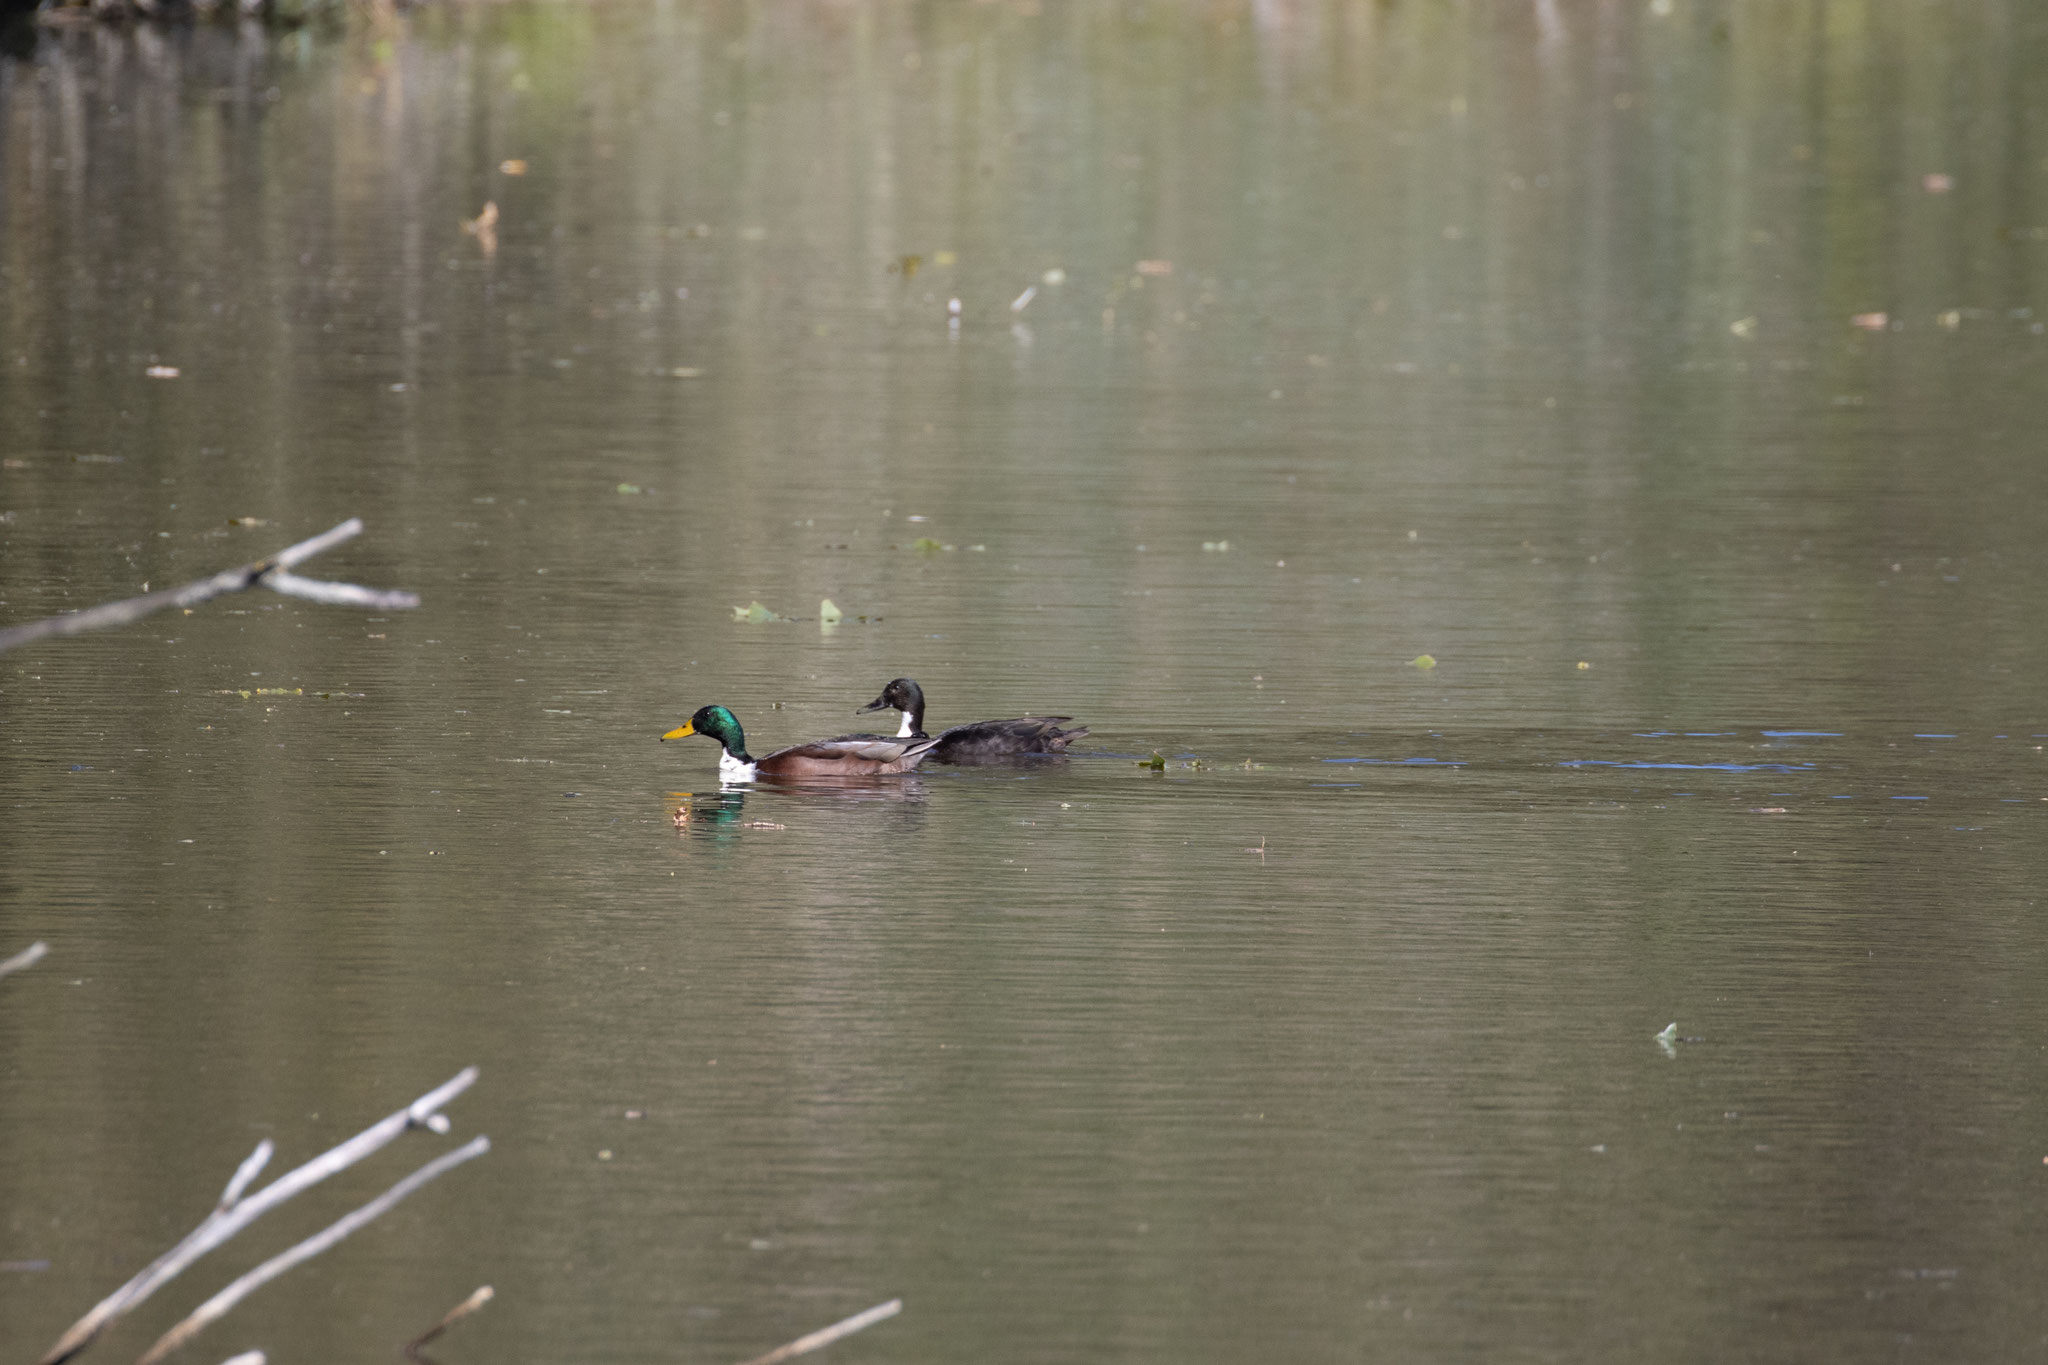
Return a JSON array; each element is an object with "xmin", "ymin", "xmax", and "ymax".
[
  {"xmin": 217, "ymin": 1143, "xmax": 273, "ymax": 1212},
  {"xmin": 0, "ymin": 519, "xmax": 418, "ymax": 653},
  {"xmin": 38, "ymin": 1067, "xmax": 479, "ymax": 1365},
  {"xmin": 734, "ymin": 1298, "xmax": 903, "ymax": 1365},
  {"xmin": 0, "ymin": 941, "xmax": 49, "ymax": 981},
  {"xmin": 259, "ymin": 570, "xmax": 420, "ymax": 611},
  {"xmin": 137, "ymin": 1137, "xmax": 491, "ymax": 1365}
]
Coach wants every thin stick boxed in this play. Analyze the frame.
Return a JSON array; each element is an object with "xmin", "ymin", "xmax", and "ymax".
[
  {"xmin": 260, "ymin": 570, "xmax": 420, "ymax": 611},
  {"xmin": 38, "ymin": 1068, "xmax": 479, "ymax": 1365},
  {"xmin": 733, "ymin": 1299, "xmax": 903, "ymax": 1365},
  {"xmin": 137, "ymin": 1137, "xmax": 491, "ymax": 1365},
  {"xmin": 0, "ymin": 941, "xmax": 49, "ymax": 981},
  {"xmin": 403, "ymin": 1285, "xmax": 495, "ymax": 1363},
  {"xmin": 0, "ymin": 519, "xmax": 419, "ymax": 654}
]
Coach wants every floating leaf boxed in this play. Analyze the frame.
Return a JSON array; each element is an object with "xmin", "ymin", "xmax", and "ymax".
[
  {"xmin": 819, "ymin": 598, "xmax": 843, "ymax": 624},
  {"xmin": 732, "ymin": 601, "xmax": 788, "ymax": 623},
  {"xmin": 1409, "ymin": 654, "xmax": 1437, "ymax": 670},
  {"xmin": 1138, "ymin": 751, "xmax": 1166, "ymax": 771},
  {"xmin": 909, "ymin": 537, "xmax": 945, "ymax": 553},
  {"xmin": 1202, "ymin": 540, "xmax": 1231, "ymax": 552},
  {"xmin": 1654, "ymin": 1022, "xmax": 1678, "ymax": 1044},
  {"xmin": 616, "ymin": 483, "xmax": 642, "ymax": 495}
]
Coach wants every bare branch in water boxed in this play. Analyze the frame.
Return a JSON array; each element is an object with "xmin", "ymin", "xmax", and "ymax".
[
  {"xmin": 37, "ymin": 1068, "xmax": 480, "ymax": 1365},
  {"xmin": 403, "ymin": 1285, "xmax": 496, "ymax": 1363},
  {"xmin": 734, "ymin": 1299, "xmax": 904, "ymax": 1365},
  {"xmin": 0, "ymin": 941, "xmax": 49, "ymax": 981},
  {"xmin": 0, "ymin": 519, "xmax": 420, "ymax": 654},
  {"xmin": 137, "ymin": 1138, "xmax": 491, "ymax": 1365}
]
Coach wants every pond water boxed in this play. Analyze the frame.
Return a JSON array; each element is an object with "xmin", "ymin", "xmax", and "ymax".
[{"xmin": 4, "ymin": 3, "xmax": 2048, "ymax": 1362}]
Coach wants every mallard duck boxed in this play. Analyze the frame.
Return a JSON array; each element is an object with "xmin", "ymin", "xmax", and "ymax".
[
  {"xmin": 663, "ymin": 704, "xmax": 939, "ymax": 780},
  {"xmin": 857, "ymin": 677, "xmax": 1087, "ymax": 763}
]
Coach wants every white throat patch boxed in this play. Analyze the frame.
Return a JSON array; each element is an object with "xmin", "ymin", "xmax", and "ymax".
[
  {"xmin": 718, "ymin": 748, "xmax": 758, "ymax": 781},
  {"xmin": 896, "ymin": 713, "xmax": 916, "ymax": 739}
]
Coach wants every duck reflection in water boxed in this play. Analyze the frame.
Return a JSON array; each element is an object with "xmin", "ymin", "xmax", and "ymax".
[{"xmin": 669, "ymin": 776, "xmax": 932, "ymax": 838}]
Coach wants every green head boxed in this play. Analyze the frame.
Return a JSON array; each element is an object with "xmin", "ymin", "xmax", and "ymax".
[{"xmin": 662, "ymin": 704, "xmax": 749, "ymax": 758}]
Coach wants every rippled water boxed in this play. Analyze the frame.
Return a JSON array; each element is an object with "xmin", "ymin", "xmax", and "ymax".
[{"xmin": 5, "ymin": 3, "xmax": 2048, "ymax": 1363}]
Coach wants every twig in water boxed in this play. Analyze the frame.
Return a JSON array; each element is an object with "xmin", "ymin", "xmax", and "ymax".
[
  {"xmin": 0, "ymin": 518, "xmax": 420, "ymax": 654},
  {"xmin": 0, "ymin": 941, "xmax": 49, "ymax": 981},
  {"xmin": 403, "ymin": 1285, "xmax": 495, "ymax": 1363},
  {"xmin": 733, "ymin": 1299, "xmax": 903, "ymax": 1365},
  {"xmin": 38, "ymin": 1067, "xmax": 479, "ymax": 1365},
  {"xmin": 136, "ymin": 1137, "xmax": 491, "ymax": 1365}
]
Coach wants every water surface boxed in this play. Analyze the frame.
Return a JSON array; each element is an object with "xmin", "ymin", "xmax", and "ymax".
[{"xmin": 4, "ymin": 4, "xmax": 2048, "ymax": 1363}]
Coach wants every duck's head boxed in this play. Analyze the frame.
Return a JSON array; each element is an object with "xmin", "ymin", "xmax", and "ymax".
[
  {"xmin": 662, "ymin": 704, "xmax": 747, "ymax": 756},
  {"xmin": 858, "ymin": 678, "xmax": 925, "ymax": 718}
]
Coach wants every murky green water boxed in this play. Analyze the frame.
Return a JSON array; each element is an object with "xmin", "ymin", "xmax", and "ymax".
[{"xmin": 5, "ymin": 3, "xmax": 2048, "ymax": 1361}]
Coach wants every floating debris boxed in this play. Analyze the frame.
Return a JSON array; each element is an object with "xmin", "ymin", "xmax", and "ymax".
[
  {"xmin": 462, "ymin": 201, "xmax": 498, "ymax": 257},
  {"xmin": 819, "ymin": 598, "xmax": 843, "ymax": 624},
  {"xmin": 145, "ymin": 366, "xmax": 180, "ymax": 379},
  {"xmin": 731, "ymin": 602, "xmax": 788, "ymax": 624},
  {"xmin": 1409, "ymin": 654, "xmax": 1437, "ymax": 670}
]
